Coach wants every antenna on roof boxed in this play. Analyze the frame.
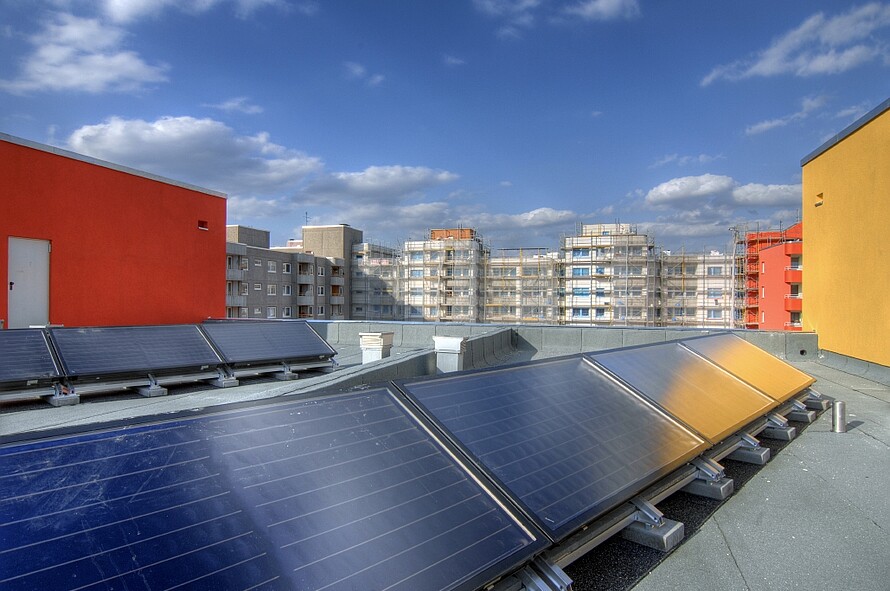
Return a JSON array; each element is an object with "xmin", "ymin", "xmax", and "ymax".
[{"xmin": 305, "ymin": 211, "xmax": 310, "ymax": 225}]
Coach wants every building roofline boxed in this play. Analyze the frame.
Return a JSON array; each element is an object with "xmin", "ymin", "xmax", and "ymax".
[
  {"xmin": 1, "ymin": 131, "xmax": 227, "ymax": 199},
  {"xmin": 800, "ymin": 97, "xmax": 890, "ymax": 166}
]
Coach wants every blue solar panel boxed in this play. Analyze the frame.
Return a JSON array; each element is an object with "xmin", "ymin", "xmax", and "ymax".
[
  {"xmin": 48, "ymin": 325, "xmax": 222, "ymax": 378},
  {"xmin": 397, "ymin": 356, "xmax": 708, "ymax": 540},
  {"xmin": 0, "ymin": 388, "xmax": 545, "ymax": 591},
  {"xmin": 0, "ymin": 329, "xmax": 60, "ymax": 385},
  {"xmin": 201, "ymin": 320, "xmax": 336, "ymax": 365}
]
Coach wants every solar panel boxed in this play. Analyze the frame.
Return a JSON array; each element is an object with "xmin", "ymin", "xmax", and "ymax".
[
  {"xmin": 0, "ymin": 387, "xmax": 545, "ymax": 591},
  {"xmin": 589, "ymin": 343, "xmax": 778, "ymax": 444},
  {"xmin": 200, "ymin": 320, "xmax": 336, "ymax": 365},
  {"xmin": 396, "ymin": 356, "xmax": 708, "ymax": 541},
  {"xmin": 681, "ymin": 333, "xmax": 815, "ymax": 403},
  {"xmin": 0, "ymin": 329, "xmax": 60, "ymax": 386},
  {"xmin": 48, "ymin": 325, "xmax": 222, "ymax": 378}
]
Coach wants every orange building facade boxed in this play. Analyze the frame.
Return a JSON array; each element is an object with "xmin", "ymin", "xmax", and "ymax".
[
  {"xmin": 742, "ymin": 222, "xmax": 802, "ymax": 331},
  {"xmin": 1, "ymin": 133, "xmax": 226, "ymax": 329}
]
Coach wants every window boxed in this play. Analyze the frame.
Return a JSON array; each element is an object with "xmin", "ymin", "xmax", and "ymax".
[
  {"xmin": 197, "ymin": 220, "xmax": 208, "ymax": 230},
  {"xmin": 595, "ymin": 307, "xmax": 605, "ymax": 318},
  {"xmin": 283, "ymin": 306, "xmax": 292, "ymax": 318},
  {"xmin": 707, "ymin": 309, "xmax": 723, "ymax": 319},
  {"xmin": 254, "ymin": 283, "xmax": 261, "ymax": 291},
  {"xmin": 266, "ymin": 307, "xmax": 276, "ymax": 318},
  {"xmin": 267, "ymin": 284, "xmax": 276, "ymax": 296},
  {"xmin": 572, "ymin": 308, "xmax": 590, "ymax": 318},
  {"xmin": 572, "ymin": 248, "xmax": 590, "ymax": 258},
  {"xmin": 253, "ymin": 307, "xmax": 261, "ymax": 315},
  {"xmin": 268, "ymin": 261, "xmax": 277, "ymax": 273},
  {"xmin": 226, "ymin": 255, "xmax": 233, "ymax": 269},
  {"xmin": 283, "ymin": 284, "xmax": 292, "ymax": 296},
  {"xmin": 573, "ymin": 287, "xmax": 590, "ymax": 297},
  {"xmin": 409, "ymin": 251, "xmax": 423, "ymax": 262},
  {"xmin": 317, "ymin": 285, "xmax": 325, "ymax": 296},
  {"xmin": 317, "ymin": 266, "xmax": 325, "ymax": 276},
  {"xmin": 282, "ymin": 262, "xmax": 292, "ymax": 274},
  {"xmin": 572, "ymin": 267, "xmax": 590, "ymax": 277},
  {"xmin": 254, "ymin": 258, "xmax": 262, "ymax": 267},
  {"xmin": 409, "ymin": 269, "xmax": 423, "ymax": 278},
  {"xmin": 595, "ymin": 288, "xmax": 605, "ymax": 298},
  {"xmin": 595, "ymin": 267, "xmax": 605, "ymax": 275},
  {"xmin": 317, "ymin": 306, "xmax": 324, "ymax": 316},
  {"xmin": 707, "ymin": 288, "xmax": 722, "ymax": 299}
]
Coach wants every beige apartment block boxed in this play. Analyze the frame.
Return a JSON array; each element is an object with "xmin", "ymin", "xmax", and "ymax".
[{"xmin": 483, "ymin": 248, "xmax": 561, "ymax": 324}]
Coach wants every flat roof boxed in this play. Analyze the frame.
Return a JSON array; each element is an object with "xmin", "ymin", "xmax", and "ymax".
[
  {"xmin": 800, "ymin": 97, "xmax": 890, "ymax": 166},
  {"xmin": 1, "ymin": 131, "xmax": 227, "ymax": 199}
]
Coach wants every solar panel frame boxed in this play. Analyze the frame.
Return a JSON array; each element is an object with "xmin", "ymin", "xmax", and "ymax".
[
  {"xmin": 46, "ymin": 324, "xmax": 223, "ymax": 379},
  {"xmin": 200, "ymin": 320, "xmax": 336, "ymax": 366},
  {"xmin": 588, "ymin": 341, "xmax": 779, "ymax": 444},
  {"xmin": 0, "ymin": 387, "xmax": 547, "ymax": 591},
  {"xmin": 0, "ymin": 329, "xmax": 61, "ymax": 387},
  {"xmin": 680, "ymin": 333, "xmax": 816, "ymax": 403},
  {"xmin": 395, "ymin": 354, "xmax": 709, "ymax": 541}
]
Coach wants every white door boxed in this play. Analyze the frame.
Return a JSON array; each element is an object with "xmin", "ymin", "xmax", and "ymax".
[{"xmin": 8, "ymin": 237, "xmax": 50, "ymax": 329}]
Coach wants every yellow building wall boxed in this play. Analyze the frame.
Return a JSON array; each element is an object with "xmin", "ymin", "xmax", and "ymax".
[{"xmin": 801, "ymin": 103, "xmax": 890, "ymax": 366}]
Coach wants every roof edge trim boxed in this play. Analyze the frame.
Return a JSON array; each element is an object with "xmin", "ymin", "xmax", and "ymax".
[{"xmin": 800, "ymin": 97, "xmax": 890, "ymax": 167}]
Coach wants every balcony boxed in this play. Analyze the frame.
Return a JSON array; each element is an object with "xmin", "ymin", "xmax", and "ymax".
[
  {"xmin": 784, "ymin": 241, "xmax": 803, "ymax": 256},
  {"xmin": 330, "ymin": 296, "xmax": 345, "ymax": 305},
  {"xmin": 297, "ymin": 274, "xmax": 315, "ymax": 284},
  {"xmin": 226, "ymin": 268, "xmax": 244, "ymax": 281},
  {"xmin": 330, "ymin": 276, "xmax": 345, "ymax": 286},
  {"xmin": 296, "ymin": 296, "xmax": 315, "ymax": 306},
  {"xmin": 783, "ymin": 321, "xmax": 803, "ymax": 331},
  {"xmin": 784, "ymin": 268, "xmax": 803, "ymax": 283},
  {"xmin": 226, "ymin": 295, "xmax": 247, "ymax": 307},
  {"xmin": 784, "ymin": 294, "xmax": 803, "ymax": 312}
]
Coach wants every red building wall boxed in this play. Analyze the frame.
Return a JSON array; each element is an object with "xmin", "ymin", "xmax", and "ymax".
[
  {"xmin": 1, "ymin": 135, "xmax": 226, "ymax": 328},
  {"xmin": 757, "ymin": 243, "xmax": 790, "ymax": 330}
]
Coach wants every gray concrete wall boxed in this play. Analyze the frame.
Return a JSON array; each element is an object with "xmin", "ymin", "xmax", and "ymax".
[{"xmin": 309, "ymin": 321, "xmax": 818, "ymax": 361}]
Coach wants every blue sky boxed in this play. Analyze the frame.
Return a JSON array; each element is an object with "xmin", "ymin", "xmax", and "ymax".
[{"xmin": 2, "ymin": 1, "xmax": 888, "ymax": 252}]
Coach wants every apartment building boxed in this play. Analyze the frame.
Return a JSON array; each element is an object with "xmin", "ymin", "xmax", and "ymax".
[
  {"xmin": 225, "ymin": 225, "xmax": 341, "ymax": 320},
  {"xmin": 402, "ymin": 229, "xmax": 489, "ymax": 323},
  {"xmin": 482, "ymin": 249, "xmax": 561, "ymax": 324},
  {"xmin": 661, "ymin": 250, "xmax": 736, "ymax": 328},
  {"xmin": 351, "ymin": 242, "xmax": 402, "ymax": 320},
  {"xmin": 561, "ymin": 223, "xmax": 659, "ymax": 326},
  {"xmin": 735, "ymin": 222, "xmax": 803, "ymax": 331}
]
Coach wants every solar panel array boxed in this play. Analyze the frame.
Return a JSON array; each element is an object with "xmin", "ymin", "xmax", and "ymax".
[
  {"xmin": 589, "ymin": 342, "xmax": 778, "ymax": 443},
  {"xmin": 201, "ymin": 320, "xmax": 335, "ymax": 366},
  {"xmin": 0, "ymin": 388, "xmax": 546, "ymax": 591},
  {"xmin": 0, "ymin": 334, "xmax": 815, "ymax": 589},
  {"xmin": 397, "ymin": 357, "xmax": 708, "ymax": 540},
  {"xmin": 0, "ymin": 329, "xmax": 59, "ymax": 386},
  {"xmin": 681, "ymin": 333, "xmax": 815, "ymax": 403},
  {"xmin": 49, "ymin": 325, "xmax": 222, "ymax": 378}
]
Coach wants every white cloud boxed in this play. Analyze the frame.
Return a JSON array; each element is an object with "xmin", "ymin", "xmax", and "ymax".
[
  {"xmin": 645, "ymin": 174, "xmax": 735, "ymax": 206},
  {"xmin": 100, "ymin": 0, "xmax": 292, "ymax": 23},
  {"xmin": 443, "ymin": 54, "xmax": 466, "ymax": 67},
  {"xmin": 67, "ymin": 115, "xmax": 322, "ymax": 195},
  {"xmin": 304, "ymin": 166, "xmax": 459, "ymax": 201},
  {"xmin": 563, "ymin": 0, "xmax": 641, "ymax": 21},
  {"xmin": 650, "ymin": 153, "xmax": 724, "ymax": 168},
  {"xmin": 204, "ymin": 96, "xmax": 264, "ymax": 114},
  {"xmin": 0, "ymin": 13, "xmax": 167, "ymax": 94},
  {"xmin": 702, "ymin": 3, "xmax": 890, "ymax": 85},
  {"xmin": 745, "ymin": 95, "xmax": 828, "ymax": 136},
  {"xmin": 344, "ymin": 61, "xmax": 385, "ymax": 86},
  {"xmin": 732, "ymin": 183, "xmax": 801, "ymax": 206}
]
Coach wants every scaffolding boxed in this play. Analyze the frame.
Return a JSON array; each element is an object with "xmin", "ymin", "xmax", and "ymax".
[
  {"xmin": 561, "ymin": 223, "xmax": 658, "ymax": 326},
  {"xmin": 483, "ymin": 248, "xmax": 560, "ymax": 324},
  {"xmin": 351, "ymin": 243, "xmax": 401, "ymax": 320}
]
